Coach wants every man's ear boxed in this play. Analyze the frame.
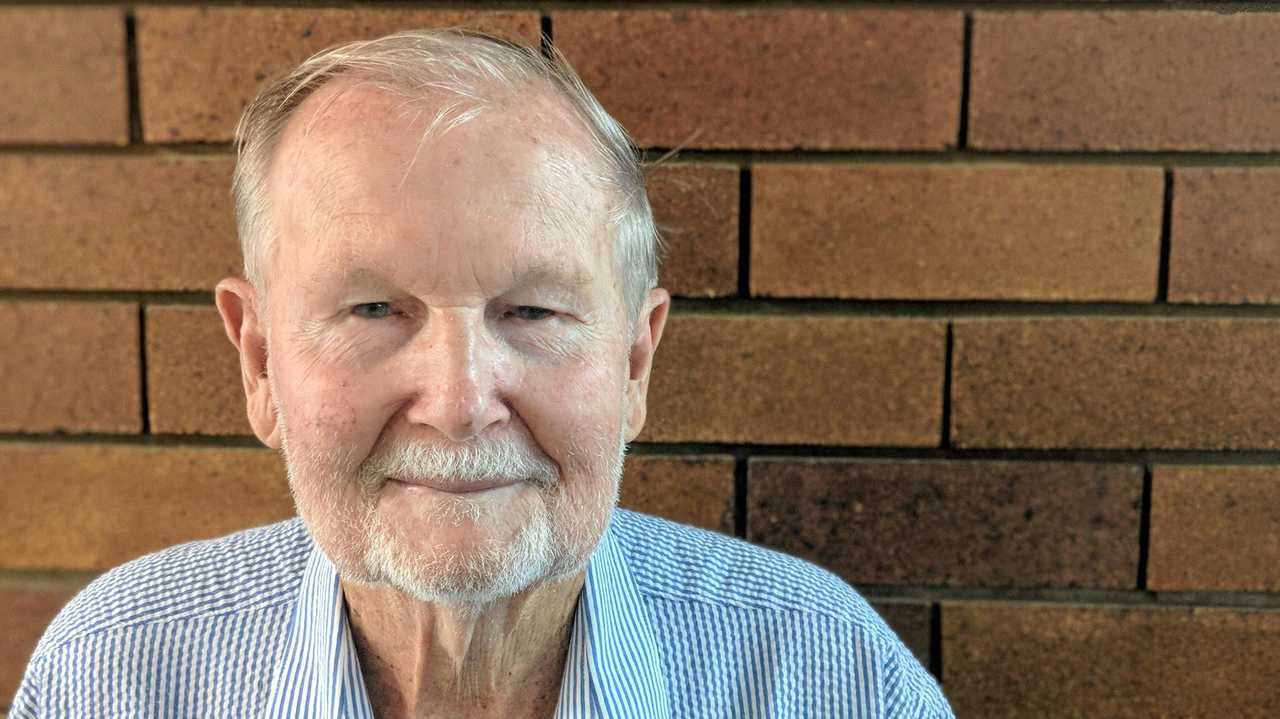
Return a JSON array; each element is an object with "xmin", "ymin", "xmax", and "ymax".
[
  {"xmin": 623, "ymin": 288, "xmax": 672, "ymax": 443},
  {"xmin": 215, "ymin": 277, "xmax": 282, "ymax": 449}
]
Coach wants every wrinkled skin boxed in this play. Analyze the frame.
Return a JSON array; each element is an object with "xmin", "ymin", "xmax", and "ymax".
[{"xmin": 216, "ymin": 79, "xmax": 670, "ymax": 717}]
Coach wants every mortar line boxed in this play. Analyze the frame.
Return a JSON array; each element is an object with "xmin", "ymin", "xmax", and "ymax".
[
  {"xmin": 137, "ymin": 305, "xmax": 151, "ymax": 434},
  {"xmin": 940, "ymin": 323, "xmax": 954, "ymax": 448},
  {"xmin": 539, "ymin": 11, "xmax": 553, "ymax": 57},
  {"xmin": 930, "ymin": 603, "xmax": 944, "ymax": 681},
  {"xmin": 1137, "ymin": 465, "xmax": 1154, "ymax": 590},
  {"xmin": 9, "ymin": 145, "xmax": 1280, "ymax": 165},
  {"xmin": 737, "ymin": 167, "xmax": 753, "ymax": 298},
  {"xmin": 124, "ymin": 9, "xmax": 143, "ymax": 144},
  {"xmin": 1156, "ymin": 169, "xmax": 1175, "ymax": 302},
  {"xmin": 733, "ymin": 449, "xmax": 749, "ymax": 539},
  {"xmin": 857, "ymin": 585, "xmax": 1280, "ymax": 609},
  {"xmin": 12, "ymin": 1, "xmax": 1278, "ymax": 11},
  {"xmin": 956, "ymin": 13, "xmax": 972, "ymax": 149}
]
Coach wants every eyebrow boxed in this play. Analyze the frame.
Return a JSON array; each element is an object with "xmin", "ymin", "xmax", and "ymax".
[{"xmin": 509, "ymin": 260, "xmax": 596, "ymax": 289}]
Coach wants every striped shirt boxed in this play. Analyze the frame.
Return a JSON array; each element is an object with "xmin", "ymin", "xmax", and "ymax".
[{"xmin": 11, "ymin": 510, "xmax": 953, "ymax": 718}]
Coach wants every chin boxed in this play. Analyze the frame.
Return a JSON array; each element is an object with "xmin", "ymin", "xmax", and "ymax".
[{"xmin": 359, "ymin": 499, "xmax": 563, "ymax": 606}]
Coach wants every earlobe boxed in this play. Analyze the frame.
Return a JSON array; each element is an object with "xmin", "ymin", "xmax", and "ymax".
[
  {"xmin": 623, "ymin": 288, "xmax": 672, "ymax": 442},
  {"xmin": 215, "ymin": 278, "xmax": 282, "ymax": 449}
]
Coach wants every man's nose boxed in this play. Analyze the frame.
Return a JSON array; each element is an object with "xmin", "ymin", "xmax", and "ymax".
[{"xmin": 402, "ymin": 311, "xmax": 510, "ymax": 442}]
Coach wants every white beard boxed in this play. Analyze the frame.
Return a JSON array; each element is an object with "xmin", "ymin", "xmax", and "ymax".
[{"xmin": 274, "ymin": 386, "xmax": 627, "ymax": 608}]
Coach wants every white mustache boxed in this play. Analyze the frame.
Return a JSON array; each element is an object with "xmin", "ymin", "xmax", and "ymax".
[{"xmin": 361, "ymin": 435, "xmax": 559, "ymax": 490}]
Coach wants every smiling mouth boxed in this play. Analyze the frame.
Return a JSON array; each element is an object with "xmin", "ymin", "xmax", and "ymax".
[{"xmin": 386, "ymin": 477, "xmax": 521, "ymax": 495}]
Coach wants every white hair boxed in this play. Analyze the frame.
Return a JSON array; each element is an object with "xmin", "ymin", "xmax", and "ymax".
[{"xmin": 232, "ymin": 28, "xmax": 662, "ymax": 331}]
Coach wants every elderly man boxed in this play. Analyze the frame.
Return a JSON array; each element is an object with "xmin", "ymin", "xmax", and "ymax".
[{"xmin": 13, "ymin": 29, "xmax": 951, "ymax": 718}]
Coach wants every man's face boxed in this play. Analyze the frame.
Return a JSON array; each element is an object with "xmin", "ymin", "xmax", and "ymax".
[{"xmin": 258, "ymin": 81, "xmax": 639, "ymax": 604}]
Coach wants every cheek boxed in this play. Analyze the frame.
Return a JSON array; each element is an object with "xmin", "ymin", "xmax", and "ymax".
[
  {"xmin": 513, "ymin": 349, "xmax": 628, "ymax": 473},
  {"xmin": 274, "ymin": 355, "xmax": 384, "ymax": 467}
]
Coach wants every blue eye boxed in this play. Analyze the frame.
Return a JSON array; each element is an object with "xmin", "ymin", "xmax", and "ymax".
[
  {"xmin": 352, "ymin": 302, "xmax": 396, "ymax": 319},
  {"xmin": 506, "ymin": 306, "xmax": 555, "ymax": 321}
]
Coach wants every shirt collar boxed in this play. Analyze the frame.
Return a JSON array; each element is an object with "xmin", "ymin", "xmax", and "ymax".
[{"xmin": 266, "ymin": 513, "xmax": 670, "ymax": 719}]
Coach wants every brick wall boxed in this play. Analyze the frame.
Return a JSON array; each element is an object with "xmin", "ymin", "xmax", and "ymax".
[{"xmin": 3, "ymin": 4, "xmax": 1279, "ymax": 716}]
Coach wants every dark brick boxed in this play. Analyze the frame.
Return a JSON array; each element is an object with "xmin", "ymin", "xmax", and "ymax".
[
  {"xmin": 944, "ymin": 603, "xmax": 1280, "ymax": 718},
  {"xmin": 619, "ymin": 455, "xmax": 735, "ymax": 534},
  {"xmin": 0, "ymin": 302, "xmax": 140, "ymax": 434},
  {"xmin": 643, "ymin": 315, "xmax": 944, "ymax": 446},
  {"xmin": 971, "ymin": 11, "xmax": 1280, "ymax": 151},
  {"xmin": 0, "ymin": 586, "xmax": 81, "ymax": 705},
  {"xmin": 0, "ymin": 8, "xmax": 127, "ymax": 145},
  {"xmin": 146, "ymin": 305, "xmax": 251, "ymax": 436},
  {"xmin": 646, "ymin": 164, "xmax": 739, "ymax": 298},
  {"xmin": 1149, "ymin": 466, "xmax": 1280, "ymax": 592},
  {"xmin": 748, "ymin": 459, "xmax": 1141, "ymax": 588},
  {"xmin": 136, "ymin": 8, "xmax": 540, "ymax": 142},
  {"xmin": 952, "ymin": 318, "xmax": 1280, "ymax": 449},
  {"xmin": 1170, "ymin": 168, "xmax": 1280, "ymax": 304},
  {"xmin": 0, "ymin": 443, "xmax": 292, "ymax": 571},
  {"xmin": 752, "ymin": 164, "xmax": 1162, "ymax": 300},
  {"xmin": 0, "ymin": 156, "xmax": 238, "ymax": 291},
  {"xmin": 869, "ymin": 600, "xmax": 933, "ymax": 670},
  {"xmin": 554, "ymin": 10, "xmax": 963, "ymax": 150}
]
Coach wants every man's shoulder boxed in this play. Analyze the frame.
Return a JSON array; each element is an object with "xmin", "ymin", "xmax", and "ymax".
[
  {"xmin": 611, "ymin": 510, "xmax": 954, "ymax": 717},
  {"xmin": 611, "ymin": 509, "xmax": 880, "ymax": 629},
  {"xmin": 34, "ymin": 518, "xmax": 312, "ymax": 658}
]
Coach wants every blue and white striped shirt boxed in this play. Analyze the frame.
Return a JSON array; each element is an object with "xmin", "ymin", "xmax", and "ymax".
[{"xmin": 12, "ymin": 510, "xmax": 953, "ymax": 718}]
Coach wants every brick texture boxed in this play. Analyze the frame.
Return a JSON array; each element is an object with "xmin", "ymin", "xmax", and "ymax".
[
  {"xmin": 10, "ymin": 7, "xmax": 1280, "ymax": 713},
  {"xmin": 1170, "ymin": 168, "xmax": 1280, "ymax": 304},
  {"xmin": 752, "ymin": 165, "xmax": 1162, "ymax": 300},
  {"xmin": 1149, "ymin": 466, "xmax": 1280, "ymax": 592},
  {"xmin": 136, "ymin": 8, "xmax": 540, "ymax": 143},
  {"xmin": 0, "ymin": 302, "xmax": 140, "ymax": 434},
  {"xmin": 944, "ymin": 603, "xmax": 1280, "ymax": 718},
  {"xmin": 0, "ymin": 8, "xmax": 127, "ymax": 145},
  {"xmin": 646, "ymin": 164, "xmax": 739, "ymax": 298},
  {"xmin": 0, "ymin": 156, "xmax": 237, "ymax": 291},
  {"xmin": 554, "ymin": 10, "xmax": 962, "ymax": 150},
  {"xmin": 146, "ymin": 305, "xmax": 251, "ymax": 436},
  {"xmin": 952, "ymin": 318, "xmax": 1280, "ymax": 449},
  {"xmin": 0, "ymin": 586, "xmax": 80, "ymax": 706},
  {"xmin": 869, "ymin": 601, "xmax": 932, "ymax": 670},
  {"xmin": 618, "ymin": 455, "xmax": 735, "ymax": 534},
  {"xmin": 971, "ymin": 11, "xmax": 1280, "ymax": 151},
  {"xmin": 748, "ymin": 459, "xmax": 1141, "ymax": 588},
  {"xmin": 0, "ymin": 443, "xmax": 292, "ymax": 572},
  {"xmin": 642, "ymin": 315, "xmax": 944, "ymax": 446}
]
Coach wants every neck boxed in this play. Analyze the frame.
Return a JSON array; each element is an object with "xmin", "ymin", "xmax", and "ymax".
[{"xmin": 342, "ymin": 571, "xmax": 585, "ymax": 719}]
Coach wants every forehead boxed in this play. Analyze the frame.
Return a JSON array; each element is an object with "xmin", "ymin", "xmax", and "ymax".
[{"xmin": 265, "ymin": 77, "xmax": 615, "ymax": 287}]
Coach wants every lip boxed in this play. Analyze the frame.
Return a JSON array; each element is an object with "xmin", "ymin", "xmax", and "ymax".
[{"xmin": 386, "ymin": 477, "xmax": 520, "ymax": 495}]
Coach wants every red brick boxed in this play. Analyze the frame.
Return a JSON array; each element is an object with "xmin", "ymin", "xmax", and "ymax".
[
  {"xmin": 1149, "ymin": 466, "xmax": 1280, "ymax": 592},
  {"xmin": 642, "ymin": 315, "xmax": 944, "ymax": 446},
  {"xmin": 869, "ymin": 601, "xmax": 932, "ymax": 670},
  {"xmin": 749, "ymin": 459, "xmax": 1140, "ymax": 588},
  {"xmin": 0, "ymin": 8, "xmax": 127, "ymax": 145},
  {"xmin": 554, "ymin": 10, "xmax": 962, "ymax": 150},
  {"xmin": 752, "ymin": 165, "xmax": 1162, "ymax": 300},
  {"xmin": 0, "ymin": 443, "xmax": 292, "ymax": 572},
  {"xmin": 646, "ymin": 164, "xmax": 739, "ymax": 298},
  {"xmin": 971, "ymin": 12, "xmax": 1280, "ymax": 151},
  {"xmin": 944, "ymin": 603, "xmax": 1280, "ymax": 717},
  {"xmin": 0, "ymin": 302, "xmax": 140, "ymax": 434},
  {"xmin": 619, "ymin": 455, "xmax": 735, "ymax": 534},
  {"xmin": 1170, "ymin": 168, "xmax": 1280, "ymax": 304},
  {"xmin": 136, "ymin": 8, "xmax": 541, "ymax": 143},
  {"xmin": 0, "ymin": 156, "xmax": 238, "ymax": 291},
  {"xmin": 952, "ymin": 318, "xmax": 1280, "ymax": 449},
  {"xmin": 0, "ymin": 585, "xmax": 81, "ymax": 705},
  {"xmin": 146, "ymin": 305, "xmax": 251, "ymax": 436}
]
